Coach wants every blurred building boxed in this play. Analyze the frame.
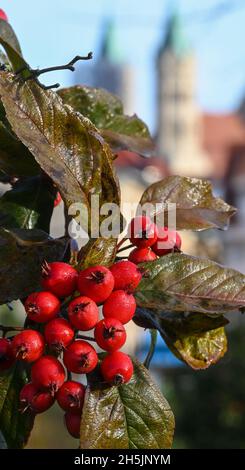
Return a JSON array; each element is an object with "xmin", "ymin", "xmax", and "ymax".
[
  {"xmin": 156, "ymin": 14, "xmax": 211, "ymax": 177},
  {"xmin": 73, "ymin": 19, "xmax": 135, "ymax": 115}
]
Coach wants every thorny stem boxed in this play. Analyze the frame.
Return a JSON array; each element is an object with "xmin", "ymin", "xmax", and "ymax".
[{"xmin": 144, "ymin": 329, "xmax": 157, "ymax": 369}]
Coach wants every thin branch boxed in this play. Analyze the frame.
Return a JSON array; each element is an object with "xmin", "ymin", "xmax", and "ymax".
[
  {"xmin": 14, "ymin": 53, "xmax": 93, "ymax": 91},
  {"xmin": 144, "ymin": 329, "xmax": 157, "ymax": 369},
  {"xmin": 34, "ymin": 53, "xmax": 93, "ymax": 76}
]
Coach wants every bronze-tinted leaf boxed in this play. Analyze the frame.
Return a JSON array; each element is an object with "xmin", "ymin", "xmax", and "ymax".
[
  {"xmin": 0, "ymin": 364, "xmax": 34, "ymax": 448},
  {"xmin": 102, "ymin": 129, "xmax": 155, "ymax": 158},
  {"xmin": 0, "ymin": 228, "xmax": 67, "ymax": 303},
  {"xmin": 78, "ymin": 237, "xmax": 117, "ymax": 269},
  {"xmin": 80, "ymin": 359, "xmax": 174, "ymax": 449},
  {"xmin": 0, "ymin": 121, "xmax": 39, "ymax": 176},
  {"xmin": 0, "ymin": 176, "xmax": 56, "ymax": 231},
  {"xmin": 135, "ymin": 253, "xmax": 245, "ymax": 314},
  {"xmin": 134, "ymin": 307, "xmax": 229, "ymax": 335},
  {"xmin": 0, "ymin": 72, "xmax": 120, "ymax": 231},
  {"xmin": 58, "ymin": 86, "xmax": 154, "ymax": 157},
  {"xmin": 139, "ymin": 176, "xmax": 236, "ymax": 230},
  {"xmin": 0, "ymin": 19, "xmax": 29, "ymax": 74}
]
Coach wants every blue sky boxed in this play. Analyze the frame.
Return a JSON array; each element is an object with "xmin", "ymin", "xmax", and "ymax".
[
  {"xmin": 0, "ymin": 0, "xmax": 172, "ymax": 132},
  {"xmin": 1, "ymin": 0, "xmax": 245, "ymax": 131}
]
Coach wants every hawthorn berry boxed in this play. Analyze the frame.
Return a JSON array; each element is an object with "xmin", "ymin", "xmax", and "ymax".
[
  {"xmin": 11, "ymin": 330, "xmax": 45, "ymax": 363},
  {"xmin": 44, "ymin": 318, "xmax": 74, "ymax": 353},
  {"xmin": 64, "ymin": 411, "xmax": 81, "ymax": 439},
  {"xmin": 68, "ymin": 296, "xmax": 99, "ymax": 331},
  {"xmin": 129, "ymin": 215, "xmax": 158, "ymax": 248},
  {"xmin": 25, "ymin": 291, "xmax": 60, "ymax": 323},
  {"xmin": 128, "ymin": 247, "xmax": 157, "ymax": 264},
  {"xmin": 101, "ymin": 351, "xmax": 133, "ymax": 385},
  {"xmin": 19, "ymin": 382, "xmax": 55, "ymax": 414},
  {"xmin": 110, "ymin": 261, "xmax": 142, "ymax": 292},
  {"xmin": 0, "ymin": 337, "xmax": 15, "ymax": 371},
  {"xmin": 103, "ymin": 290, "xmax": 136, "ymax": 324},
  {"xmin": 152, "ymin": 227, "xmax": 182, "ymax": 256},
  {"xmin": 0, "ymin": 9, "xmax": 8, "ymax": 22},
  {"xmin": 31, "ymin": 355, "xmax": 65, "ymax": 395},
  {"xmin": 63, "ymin": 340, "xmax": 98, "ymax": 374},
  {"xmin": 77, "ymin": 265, "xmax": 114, "ymax": 303},
  {"xmin": 41, "ymin": 261, "xmax": 78, "ymax": 298},
  {"xmin": 54, "ymin": 191, "xmax": 62, "ymax": 207},
  {"xmin": 57, "ymin": 380, "xmax": 85, "ymax": 413},
  {"xmin": 94, "ymin": 318, "xmax": 126, "ymax": 352}
]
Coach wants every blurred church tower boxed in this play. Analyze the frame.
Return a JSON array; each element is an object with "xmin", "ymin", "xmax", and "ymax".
[
  {"xmin": 156, "ymin": 14, "xmax": 210, "ymax": 177},
  {"xmin": 73, "ymin": 19, "xmax": 135, "ymax": 115}
]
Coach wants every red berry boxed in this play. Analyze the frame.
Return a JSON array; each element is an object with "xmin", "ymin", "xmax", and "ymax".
[
  {"xmin": 19, "ymin": 382, "xmax": 55, "ymax": 414},
  {"xmin": 0, "ymin": 338, "xmax": 15, "ymax": 371},
  {"xmin": 129, "ymin": 247, "xmax": 157, "ymax": 264},
  {"xmin": 101, "ymin": 351, "xmax": 133, "ymax": 385},
  {"xmin": 25, "ymin": 291, "xmax": 60, "ymax": 323},
  {"xmin": 41, "ymin": 261, "xmax": 78, "ymax": 298},
  {"xmin": 44, "ymin": 318, "xmax": 74, "ymax": 353},
  {"xmin": 31, "ymin": 355, "xmax": 65, "ymax": 395},
  {"xmin": 103, "ymin": 290, "xmax": 136, "ymax": 324},
  {"xmin": 68, "ymin": 296, "xmax": 99, "ymax": 331},
  {"xmin": 110, "ymin": 261, "xmax": 142, "ymax": 292},
  {"xmin": 94, "ymin": 318, "xmax": 126, "ymax": 352},
  {"xmin": 152, "ymin": 227, "xmax": 182, "ymax": 256},
  {"xmin": 63, "ymin": 340, "xmax": 98, "ymax": 374},
  {"xmin": 11, "ymin": 330, "xmax": 45, "ymax": 363},
  {"xmin": 77, "ymin": 265, "xmax": 114, "ymax": 304},
  {"xmin": 54, "ymin": 191, "xmax": 62, "ymax": 207},
  {"xmin": 129, "ymin": 215, "xmax": 158, "ymax": 248},
  {"xmin": 57, "ymin": 380, "xmax": 85, "ymax": 413},
  {"xmin": 0, "ymin": 9, "xmax": 8, "ymax": 22},
  {"xmin": 64, "ymin": 411, "xmax": 81, "ymax": 439}
]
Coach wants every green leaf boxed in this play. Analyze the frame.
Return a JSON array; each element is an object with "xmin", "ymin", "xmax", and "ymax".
[
  {"xmin": 78, "ymin": 237, "xmax": 117, "ymax": 269},
  {"xmin": 164, "ymin": 327, "xmax": 227, "ymax": 370},
  {"xmin": 0, "ymin": 73, "xmax": 120, "ymax": 230},
  {"xmin": 134, "ymin": 307, "xmax": 228, "ymax": 369},
  {"xmin": 135, "ymin": 253, "xmax": 245, "ymax": 314},
  {"xmin": 0, "ymin": 176, "xmax": 56, "ymax": 231},
  {"xmin": 0, "ymin": 364, "xmax": 34, "ymax": 448},
  {"xmin": 80, "ymin": 359, "xmax": 174, "ymax": 449},
  {"xmin": 0, "ymin": 121, "xmax": 39, "ymax": 177},
  {"xmin": 0, "ymin": 228, "xmax": 67, "ymax": 303},
  {"xmin": 58, "ymin": 86, "xmax": 155, "ymax": 157},
  {"xmin": 139, "ymin": 176, "xmax": 236, "ymax": 230},
  {"xmin": 0, "ymin": 19, "xmax": 29, "ymax": 74}
]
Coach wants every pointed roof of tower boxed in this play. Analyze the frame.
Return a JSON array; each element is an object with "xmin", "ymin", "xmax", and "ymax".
[
  {"xmin": 99, "ymin": 18, "xmax": 123, "ymax": 64},
  {"xmin": 159, "ymin": 13, "xmax": 191, "ymax": 58}
]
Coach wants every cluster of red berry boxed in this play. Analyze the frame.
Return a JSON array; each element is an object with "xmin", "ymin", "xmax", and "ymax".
[
  {"xmin": 0, "ymin": 216, "xmax": 181, "ymax": 439},
  {"xmin": 129, "ymin": 215, "xmax": 181, "ymax": 263}
]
